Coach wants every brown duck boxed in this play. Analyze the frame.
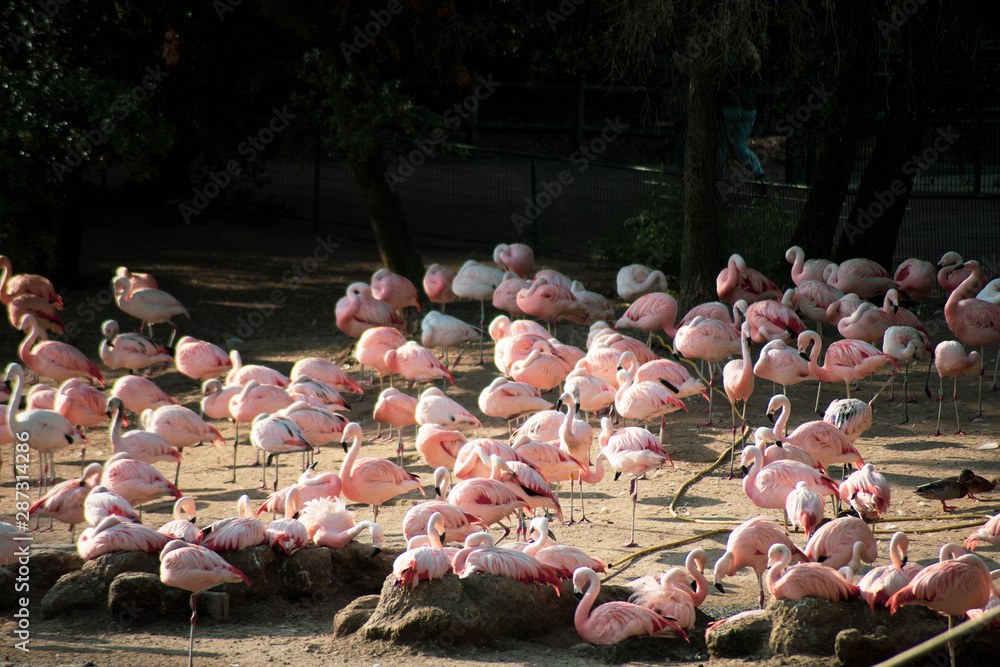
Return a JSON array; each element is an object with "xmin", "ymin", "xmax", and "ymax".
[{"xmin": 915, "ymin": 469, "xmax": 980, "ymax": 512}]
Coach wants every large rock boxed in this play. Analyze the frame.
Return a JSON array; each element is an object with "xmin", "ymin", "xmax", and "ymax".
[
  {"xmin": 217, "ymin": 545, "xmax": 276, "ymax": 602},
  {"xmin": 107, "ymin": 572, "xmax": 165, "ymax": 626},
  {"xmin": 40, "ymin": 570, "xmax": 106, "ymax": 618},
  {"xmin": 707, "ymin": 609, "xmax": 773, "ymax": 658},
  {"xmin": 333, "ymin": 594, "xmax": 380, "ymax": 638},
  {"xmin": 31, "ymin": 548, "xmax": 84, "ymax": 590},
  {"xmin": 277, "ymin": 546, "xmax": 332, "ymax": 600},
  {"xmin": 327, "ymin": 543, "xmax": 397, "ymax": 598},
  {"xmin": 82, "ymin": 551, "xmax": 160, "ymax": 582}
]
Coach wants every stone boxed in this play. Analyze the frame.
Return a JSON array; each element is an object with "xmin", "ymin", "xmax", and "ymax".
[
  {"xmin": 327, "ymin": 543, "xmax": 398, "ymax": 598},
  {"xmin": 707, "ymin": 608, "xmax": 773, "ymax": 658},
  {"xmin": 30, "ymin": 548, "xmax": 84, "ymax": 590},
  {"xmin": 82, "ymin": 550, "xmax": 160, "ymax": 582},
  {"xmin": 107, "ymin": 572, "xmax": 164, "ymax": 626},
  {"xmin": 218, "ymin": 545, "xmax": 276, "ymax": 602},
  {"xmin": 333, "ymin": 594, "xmax": 380, "ymax": 638},
  {"xmin": 276, "ymin": 546, "xmax": 331, "ymax": 600},
  {"xmin": 41, "ymin": 570, "xmax": 105, "ymax": 617}
]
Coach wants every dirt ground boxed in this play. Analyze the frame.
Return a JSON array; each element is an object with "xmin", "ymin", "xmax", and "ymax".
[{"xmin": 2, "ymin": 210, "xmax": 999, "ymax": 667}]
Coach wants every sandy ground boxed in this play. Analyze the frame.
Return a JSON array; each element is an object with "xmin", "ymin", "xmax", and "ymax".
[{"xmin": 2, "ymin": 212, "xmax": 999, "ymax": 667}]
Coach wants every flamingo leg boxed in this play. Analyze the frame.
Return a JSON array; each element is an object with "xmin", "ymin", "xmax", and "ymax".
[
  {"xmin": 624, "ymin": 477, "xmax": 639, "ymax": 548},
  {"xmin": 725, "ymin": 400, "xmax": 739, "ymax": 479},
  {"xmin": 478, "ymin": 300, "xmax": 485, "ymax": 365},
  {"xmin": 396, "ymin": 429, "xmax": 405, "ymax": 467},
  {"xmin": 188, "ymin": 592, "xmax": 199, "ymax": 667},
  {"xmin": 953, "ymin": 376, "xmax": 965, "ymax": 435},
  {"xmin": 699, "ymin": 364, "xmax": 715, "ymax": 427},
  {"xmin": 972, "ymin": 345, "xmax": 986, "ymax": 421},
  {"xmin": 902, "ymin": 362, "xmax": 910, "ymax": 424},
  {"xmin": 988, "ymin": 345, "xmax": 1000, "ymax": 392},
  {"xmin": 174, "ymin": 457, "xmax": 182, "ymax": 488},
  {"xmin": 934, "ymin": 372, "xmax": 945, "ymax": 436},
  {"xmin": 578, "ymin": 478, "xmax": 590, "ymax": 523},
  {"xmin": 756, "ymin": 572, "xmax": 766, "ymax": 608},
  {"xmin": 813, "ymin": 379, "xmax": 823, "ymax": 415}
]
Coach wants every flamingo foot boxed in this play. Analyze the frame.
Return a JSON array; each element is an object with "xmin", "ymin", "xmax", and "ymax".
[
  {"xmin": 985, "ymin": 383, "xmax": 999, "ymax": 393},
  {"xmin": 955, "ymin": 429, "xmax": 967, "ymax": 436},
  {"xmin": 698, "ymin": 420, "xmax": 714, "ymax": 427},
  {"xmin": 932, "ymin": 430, "xmax": 944, "ymax": 437},
  {"xmin": 622, "ymin": 540, "xmax": 638, "ymax": 548},
  {"xmin": 883, "ymin": 397, "xmax": 895, "ymax": 403},
  {"xmin": 968, "ymin": 413, "xmax": 984, "ymax": 421}
]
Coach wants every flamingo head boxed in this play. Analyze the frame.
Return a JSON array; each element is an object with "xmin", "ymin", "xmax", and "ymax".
[
  {"xmin": 340, "ymin": 422, "xmax": 363, "ymax": 450},
  {"xmin": 4, "ymin": 362, "xmax": 23, "ymax": 383},
  {"xmin": 937, "ymin": 251, "xmax": 962, "ymax": 267},
  {"xmin": 101, "ymin": 319, "xmax": 120, "ymax": 339},
  {"xmin": 785, "ymin": 246, "xmax": 803, "ymax": 263}
]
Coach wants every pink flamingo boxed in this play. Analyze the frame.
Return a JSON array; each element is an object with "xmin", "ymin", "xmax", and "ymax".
[
  {"xmin": 115, "ymin": 266, "xmax": 158, "ymax": 290},
  {"xmin": 111, "ymin": 375, "xmax": 176, "ymax": 416},
  {"xmin": 741, "ymin": 444, "xmax": 839, "ymax": 522},
  {"xmin": 415, "ymin": 423, "xmax": 466, "ymax": 469},
  {"xmin": 572, "ymin": 566, "xmax": 688, "ymax": 644},
  {"xmin": 488, "ymin": 453, "xmax": 563, "ymax": 528},
  {"xmin": 614, "ymin": 292, "xmax": 679, "ymax": 344},
  {"xmin": 893, "ymin": 258, "xmax": 936, "ymax": 301},
  {"xmin": 78, "ymin": 514, "xmax": 169, "ymax": 559},
  {"xmin": 403, "ymin": 485, "xmax": 487, "ymax": 544},
  {"xmin": 18, "ymin": 314, "xmax": 104, "ymax": 387},
  {"xmin": 108, "ymin": 397, "xmax": 182, "ymax": 466},
  {"xmin": 354, "ymin": 326, "xmax": 407, "ymax": 391},
  {"xmin": 0, "ymin": 255, "xmax": 62, "ymax": 308},
  {"xmin": 858, "ymin": 531, "xmax": 922, "ymax": 610},
  {"xmin": 227, "ymin": 380, "xmax": 293, "ymax": 479},
  {"xmin": 5, "ymin": 362, "xmax": 87, "ymax": 491},
  {"xmin": 753, "ymin": 339, "xmax": 814, "ymax": 395},
  {"xmin": 767, "ymin": 394, "xmax": 863, "ymax": 473},
  {"xmin": 494, "ymin": 332, "xmax": 551, "ymax": 376},
  {"xmin": 679, "ymin": 300, "xmax": 743, "ymax": 329},
  {"xmin": 748, "ymin": 427, "xmax": 827, "ymax": 472},
  {"xmin": 372, "ymin": 387, "xmax": 417, "ymax": 464},
  {"xmin": 173, "ymin": 336, "xmax": 232, "ymax": 383},
  {"xmin": 414, "ymin": 386, "xmax": 482, "ymax": 430},
  {"xmin": 335, "ymin": 282, "xmax": 404, "ymax": 339},
  {"xmin": 835, "ymin": 301, "xmax": 893, "ymax": 345},
  {"xmin": 616, "ymin": 264, "xmax": 667, "ymax": 302},
  {"xmin": 384, "ymin": 341, "xmax": 454, "ymax": 390},
  {"xmin": 509, "ymin": 348, "xmax": 571, "ymax": 392},
  {"xmin": 823, "ymin": 398, "xmax": 872, "ymax": 443},
  {"xmin": 453, "ymin": 440, "xmax": 523, "ymax": 480},
  {"xmin": 618, "ymin": 351, "xmax": 708, "ymax": 401},
  {"xmin": 423, "ymin": 264, "xmax": 457, "ymax": 308},
  {"xmin": 340, "ymin": 422, "xmax": 424, "ymax": 521},
  {"xmin": 297, "ymin": 496, "xmax": 384, "ymax": 551},
  {"xmin": 197, "ymin": 494, "xmax": 266, "ymax": 552},
  {"xmin": 158, "ymin": 497, "xmax": 200, "ymax": 543},
  {"xmin": 599, "ymin": 417, "xmax": 674, "ymax": 547},
  {"xmin": 785, "ymin": 480, "xmax": 824, "ymax": 536},
  {"xmin": 7, "ymin": 294, "xmax": 64, "ymax": 333},
  {"xmin": 673, "ymin": 315, "xmax": 741, "ymax": 425},
  {"xmin": 977, "ymin": 279, "xmax": 1000, "ymax": 305},
  {"xmin": 944, "ymin": 260, "xmax": 1000, "ymax": 419},
  {"xmin": 112, "ymin": 275, "xmax": 189, "ymax": 343},
  {"xmin": 290, "ymin": 357, "xmax": 363, "ymax": 396},
  {"xmin": 101, "ymin": 451, "xmax": 182, "ymax": 509},
  {"xmin": 786, "ymin": 281, "xmax": 844, "ymax": 334},
  {"xmin": 250, "ymin": 412, "xmax": 313, "ymax": 491},
  {"xmin": 882, "ymin": 289, "xmax": 929, "ymax": 336},
  {"xmin": 492, "ymin": 271, "xmax": 531, "ymax": 318},
  {"xmin": 797, "ymin": 330, "xmax": 898, "ymax": 410},
  {"xmin": 443, "ymin": 468, "xmax": 529, "ymax": 541},
  {"xmin": 159, "ymin": 539, "xmax": 250, "ymax": 666},
  {"xmin": 141, "ymin": 404, "xmax": 225, "ymax": 486},
  {"xmin": 825, "ymin": 292, "xmax": 866, "ymax": 328},
  {"xmin": 25, "ymin": 383, "xmax": 54, "ymax": 411},
  {"xmin": 743, "ymin": 299, "xmax": 807, "ymax": 344},
  {"xmin": 489, "ymin": 315, "xmax": 550, "ymax": 342},
  {"xmin": 722, "ymin": 322, "xmax": 754, "ymax": 476},
  {"xmin": 766, "ymin": 543, "xmax": 860, "ymax": 601},
  {"xmin": 825, "ymin": 258, "xmax": 896, "ymax": 299},
  {"xmin": 568, "ymin": 281, "xmax": 614, "ymax": 325},
  {"xmin": 371, "ymin": 268, "xmax": 419, "ymax": 313},
  {"xmin": 785, "ymin": 246, "xmax": 833, "ymax": 286},
  {"xmin": 937, "ymin": 251, "xmax": 989, "ymax": 295},
  {"xmin": 421, "ymin": 311, "xmax": 480, "ymax": 370},
  {"xmin": 523, "ymin": 516, "xmax": 606, "ymax": 579},
  {"xmin": 285, "ymin": 376, "xmax": 350, "ymax": 411},
  {"xmin": 28, "ymin": 462, "xmax": 102, "ymax": 536},
  {"xmin": 839, "ymin": 463, "xmax": 891, "ymax": 521},
  {"xmin": 511, "ymin": 435, "xmax": 592, "ymax": 522},
  {"xmin": 263, "ymin": 487, "xmax": 309, "ymax": 554},
  {"xmin": 882, "ymin": 325, "xmax": 933, "ymax": 421},
  {"xmin": 629, "ymin": 566, "xmax": 697, "ymax": 630},
  {"xmin": 964, "ymin": 513, "xmax": 1000, "ymax": 552},
  {"xmin": 453, "ymin": 259, "xmax": 505, "ymax": 363},
  {"xmin": 933, "ymin": 340, "xmax": 981, "ymax": 436},
  {"xmin": 614, "ymin": 368, "xmax": 687, "ymax": 440},
  {"xmin": 84, "ymin": 485, "xmax": 140, "ymax": 525},
  {"xmin": 452, "ymin": 531, "xmax": 564, "ymax": 594},
  {"xmin": 225, "ymin": 350, "xmax": 289, "ymax": 387},
  {"xmin": 393, "ymin": 511, "xmax": 453, "ymax": 588},
  {"xmin": 516, "ymin": 277, "xmax": 586, "ymax": 332},
  {"xmin": 254, "ymin": 464, "xmax": 343, "ymax": 518},
  {"xmin": 712, "ymin": 515, "xmax": 808, "ymax": 607},
  {"xmin": 804, "ymin": 516, "xmax": 878, "ymax": 569},
  {"xmin": 563, "ymin": 369, "xmax": 617, "ymax": 418},
  {"xmin": 98, "ymin": 319, "xmax": 172, "ymax": 373},
  {"xmin": 55, "ymin": 378, "xmax": 109, "ymax": 436},
  {"xmin": 717, "ymin": 253, "xmax": 782, "ymax": 304},
  {"xmin": 478, "ymin": 376, "xmax": 553, "ymax": 431},
  {"xmin": 493, "ymin": 243, "xmax": 535, "ymax": 278}
]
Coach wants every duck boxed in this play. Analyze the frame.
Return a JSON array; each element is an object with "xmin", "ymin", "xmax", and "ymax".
[{"xmin": 915, "ymin": 469, "xmax": 979, "ymax": 512}]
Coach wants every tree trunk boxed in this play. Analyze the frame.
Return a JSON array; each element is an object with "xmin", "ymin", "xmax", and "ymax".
[
  {"xmin": 678, "ymin": 63, "xmax": 722, "ymax": 311},
  {"xmin": 832, "ymin": 98, "xmax": 930, "ymax": 267},
  {"xmin": 351, "ymin": 150, "xmax": 428, "ymax": 302}
]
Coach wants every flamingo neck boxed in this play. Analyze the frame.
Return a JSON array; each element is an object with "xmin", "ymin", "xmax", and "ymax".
[
  {"xmin": 791, "ymin": 250, "xmax": 804, "ymax": 282},
  {"xmin": 582, "ymin": 452, "xmax": 606, "ymax": 483},
  {"xmin": 109, "ymin": 405, "xmax": 125, "ymax": 448},
  {"xmin": 687, "ymin": 554, "xmax": 709, "ymax": 606},
  {"xmin": 0, "ymin": 259, "xmax": 12, "ymax": 304},
  {"xmin": 6, "ymin": 370, "xmax": 22, "ymax": 429},
  {"xmin": 742, "ymin": 446, "xmax": 763, "ymax": 503},
  {"xmin": 341, "ymin": 433, "xmax": 362, "ymax": 478},
  {"xmin": 739, "ymin": 334, "xmax": 752, "ymax": 380},
  {"xmin": 765, "ymin": 547, "xmax": 790, "ymax": 591},
  {"xmin": 889, "ymin": 535, "xmax": 904, "ymax": 570},
  {"xmin": 773, "ymin": 400, "xmax": 790, "ymax": 436},
  {"xmin": 522, "ymin": 527, "xmax": 547, "ymax": 556},
  {"xmin": 714, "ymin": 551, "xmax": 734, "ymax": 582},
  {"xmin": 574, "ymin": 570, "xmax": 600, "ymax": 630},
  {"xmin": 17, "ymin": 322, "xmax": 40, "ymax": 366},
  {"xmin": 805, "ymin": 335, "xmax": 835, "ymax": 383},
  {"xmin": 848, "ymin": 541, "xmax": 864, "ymax": 573},
  {"xmin": 614, "ymin": 370, "xmax": 634, "ymax": 404}
]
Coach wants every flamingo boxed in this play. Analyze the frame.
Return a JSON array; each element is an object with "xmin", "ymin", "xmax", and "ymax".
[
  {"xmin": 111, "ymin": 375, "xmax": 177, "ymax": 415},
  {"xmin": 937, "ymin": 251, "xmax": 989, "ymax": 295},
  {"xmin": 893, "ymin": 258, "xmax": 936, "ymax": 301},
  {"xmin": 225, "ymin": 350, "xmax": 289, "ymax": 387},
  {"xmin": 964, "ymin": 513, "xmax": 1000, "ymax": 552},
  {"xmin": 516, "ymin": 277, "xmax": 586, "ymax": 333},
  {"xmin": 523, "ymin": 516, "xmax": 606, "ymax": 579},
  {"xmin": 7, "ymin": 293, "xmax": 65, "ymax": 333},
  {"xmin": 563, "ymin": 369, "xmax": 617, "ymax": 420},
  {"xmin": 5, "ymin": 362, "xmax": 87, "ymax": 492},
  {"xmin": 421, "ymin": 311, "xmax": 480, "ymax": 370},
  {"xmin": 173, "ymin": 336, "xmax": 232, "ymax": 383},
  {"xmin": 423, "ymin": 263, "xmax": 457, "ymax": 309},
  {"xmin": 572, "ymin": 566, "xmax": 689, "ymax": 645},
  {"xmin": 227, "ymin": 380, "xmax": 293, "ymax": 480},
  {"xmin": 27, "ymin": 462, "xmax": 102, "ymax": 537},
  {"xmin": 858, "ymin": 531, "xmax": 922, "ymax": 610},
  {"xmin": 882, "ymin": 325, "xmax": 933, "ymax": 422},
  {"xmin": 786, "ymin": 246, "xmax": 833, "ymax": 286},
  {"xmin": 197, "ymin": 494, "xmax": 266, "ymax": 552},
  {"xmin": 804, "ymin": 516, "xmax": 878, "ymax": 570},
  {"xmin": 402, "ymin": 480, "xmax": 487, "ymax": 544},
  {"xmin": 335, "ymin": 282, "xmax": 404, "ymax": 339},
  {"xmin": 766, "ymin": 543, "xmax": 860, "ymax": 602},
  {"xmin": 83, "ymin": 485, "xmax": 140, "ymax": 526},
  {"xmin": 354, "ymin": 326, "xmax": 407, "ymax": 390},
  {"xmin": 488, "ymin": 453, "xmax": 563, "ymax": 531},
  {"xmin": 254, "ymin": 464, "xmax": 343, "ymax": 518},
  {"xmin": 629, "ymin": 548, "xmax": 708, "ymax": 629},
  {"xmin": 822, "ymin": 398, "xmax": 872, "ymax": 443},
  {"xmin": 509, "ymin": 348, "xmax": 571, "ymax": 392},
  {"xmin": 568, "ymin": 281, "xmax": 614, "ymax": 326},
  {"xmin": 54, "ymin": 378, "xmax": 110, "ymax": 437},
  {"xmin": 142, "ymin": 404, "xmax": 225, "ymax": 486},
  {"xmin": 384, "ymin": 341, "xmax": 454, "ymax": 390},
  {"xmin": 673, "ymin": 315, "xmax": 741, "ymax": 425},
  {"xmin": 836, "ymin": 301, "xmax": 893, "ymax": 345},
  {"xmin": 976, "ymin": 278, "xmax": 1000, "ymax": 305},
  {"xmin": 101, "ymin": 451, "xmax": 181, "ymax": 510},
  {"xmin": 478, "ymin": 377, "xmax": 553, "ymax": 433},
  {"xmin": 493, "ymin": 243, "xmax": 535, "ymax": 278},
  {"xmin": 797, "ymin": 330, "xmax": 898, "ymax": 410},
  {"xmin": 452, "ymin": 440, "xmax": 523, "ymax": 480},
  {"xmin": 882, "ymin": 289, "xmax": 929, "ymax": 336},
  {"xmin": 159, "ymin": 538, "xmax": 250, "ymax": 667},
  {"xmin": 740, "ymin": 444, "xmax": 839, "ymax": 522},
  {"xmin": 825, "ymin": 258, "xmax": 896, "ymax": 299},
  {"xmin": 199, "ymin": 380, "xmax": 241, "ymax": 420},
  {"xmin": 944, "ymin": 260, "xmax": 1000, "ymax": 420},
  {"xmin": 18, "ymin": 314, "xmax": 104, "ymax": 387},
  {"xmin": 414, "ymin": 386, "xmax": 482, "ymax": 431},
  {"xmin": 679, "ymin": 299, "xmax": 743, "ymax": 330},
  {"xmin": 112, "ymin": 275, "xmax": 189, "ymax": 343},
  {"xmin": 452, "ymin": 531, "xmax": 564, "ymax": 594},
  {"xmin": 452, "ymin": 259, "xmax": 505, "ymax": 363},
  {"xmin": 492, "ymin": 271, "xmax": 531, "ymax": 318},
  {"xmin": 766, "ymin": 394, "xmax": 864, "ymax": 473},
  {"xmin": 25, "ymin": 383, "xmax": 54, "ymax": 411},
  {"xmin": 107, "ymin": 397, "xmax": 182, "ymax": 466},
  {"xmin": 743, "ymin": 299, "xmax": 807, "ymax": 345},
  {"xmin": 263, "ymin": 487, "xmax": 309, "ymax": 554},
  {"xmin": 370, "ymin": 268, "xmax": 419, "ymax": 313},
  {"xmin": 250, "ymin": 412, "xmax": 313, "ymax": 491},
  {"xmin": 618, "ymin": 351, "xmax": 708, "ymax": 402},
  {"xmin": 371, "ymin": 387, "xmax": 417, "ymax": 464},
  {"xmin": 98, "ymin": 319, "xmax": 173, "ymax": 373},
  {"xmin": 290, "ymin": 357, "xmax": 363, "ymax": 396},
  {"xmin": 286, "ymin": 376, "xmax": 350, "ymax": 411},
  {"xmin": 785, "ymin": 481, "xmax": 824, "ymax": 536},
  {"xmin": 414, "ymin": 423, "xmax": 467, "ymax": 469},
  {"xmin": 717, "ymin": 253, "xmax": 781, "ymax": 304},
  {"xmin": 712, "ymin": 516, "xmax": 808, "ymax": 607},
  {"xmin": 78, "ymin": 514, "xmax": 169, "ymax": 560},
  {"xmin": 614, "ymin": 368, "xmax": 687, "ymax": 441},
  {"xmin": 824, "ymin": 292, "xmax": 867, "ymax": 327},
  {"xmin": 722, "ymin": 322, "xmax": 754, "ymax": 476},
  {"xmin": 393, "ymin": 511, "xmax": 453, "ymax": 588},
  {"xmin": 753, "ymin": 339, "xmax": 814, "ymax": 395},
  {"xmin": 444, "ymin": 467, "xmax": 529, "ymax": 541},
  {"xmin": 0, "ymin": 255, "xmax": 62, "ymax": 308},
  {"xmin": 494, "ymin": 331, "xmax": 551, "ymax": 376},
  {"xmin": 489, "ymin": 315, "xmax": 550, "ymax": 342},
  {"xmin": 114, "ymin": 266, "xmax": 158, "ymax": 290},
  {"xmin": 511, "ymin": 435, "xmax": 592, "ymax": 524},
  {"xmin": 339, "ymin": 422, "xmax": 424, "ymax": 521},
  {"xmin": 933, "ymin": 340, "xmax": 981, "ymax": 436},
  {"xmin": 786, "ymin": 281, "xmax": 844, "ymax": 334},
  {"xmin": 747, "ymin": 427, "xmax": 827, "ymax": 472},
  {"xmin": 616, "ymin": 264, "xmax": 667, "ymax": 302},
  {"xmin": 839, "ymin": 463, "xmax": 891, "ymax": 522},
  {"xmin": 614, "ymin": 292, "xmax": 679, "ymax": 345},
  {"xmin": 599, "ymin": 417, "xmax": 674, "ymax": 547},
  {"xmin": 158, "ymin": 496, "xmax": 200, "ymax": 543}
]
